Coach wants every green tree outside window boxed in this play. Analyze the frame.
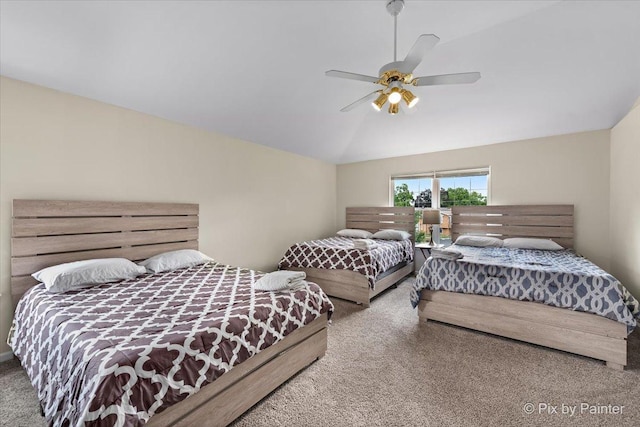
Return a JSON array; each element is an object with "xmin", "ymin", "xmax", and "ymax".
[{"xmin": 394, "ymin": 183, "xmax": 414, "ymax": 207}]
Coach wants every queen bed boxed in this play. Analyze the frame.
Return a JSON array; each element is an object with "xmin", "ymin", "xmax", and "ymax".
[
  {"xmin": 9, "ymin": 199, "xmax": 333, "ymax": 426},
  {"xmin": 412, "ymin": 204, "xmax": 639, "ymax": 370},
  {"xmin": 278, "ymin": 207, "xmax": 415, "ymax": 307}
]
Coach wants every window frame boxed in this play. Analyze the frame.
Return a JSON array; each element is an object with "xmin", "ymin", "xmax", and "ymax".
[{"xmin": 390, "ymin": 167, "xmax": 491, "ymax": 245}]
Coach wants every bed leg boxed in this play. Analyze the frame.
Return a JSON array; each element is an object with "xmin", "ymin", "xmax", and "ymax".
[{"xmin": 606, "ymin": 361, "xmax": 624, "ymax": 371}]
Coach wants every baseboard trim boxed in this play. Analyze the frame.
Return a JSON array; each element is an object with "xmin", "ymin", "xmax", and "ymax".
[{"xmin": 0, "ymin": 351, "xmax": 14, "ymax": 363}]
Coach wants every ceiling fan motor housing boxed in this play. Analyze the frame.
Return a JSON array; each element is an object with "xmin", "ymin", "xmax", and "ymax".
[{"xmin": 379, "ymin": 61, "xmax": 407, "ymax": 77}]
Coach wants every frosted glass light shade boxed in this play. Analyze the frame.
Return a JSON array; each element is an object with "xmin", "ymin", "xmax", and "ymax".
[{"xmin": 388, "ymin": 88, "xmax": 402, "ymax": 104}]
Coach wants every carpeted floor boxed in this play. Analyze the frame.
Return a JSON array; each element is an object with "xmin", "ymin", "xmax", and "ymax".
[{"xmin": 1, "ymin": 278, "xmax": 638, "ymax": 426}]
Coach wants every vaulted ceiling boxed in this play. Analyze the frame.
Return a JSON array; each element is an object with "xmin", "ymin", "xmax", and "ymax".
[{"xmin": 2, "ymin": 1, "xmax": 639, "ymax": 164}]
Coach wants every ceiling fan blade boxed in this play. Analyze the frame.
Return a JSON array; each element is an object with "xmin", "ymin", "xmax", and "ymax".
[
  {"xmin": 398, "ymin": 34, "xmax": 440, "ymax": 74},
  {"xmin": 326, "ymin": 70, "xmax": 379, "ymax": 83},
  {"xmin": 340, "ymin": 91, "xmax": 380, "ymax": 112},
  {"xmin": 413, "ymin": 72, "xmax": 481, "ymax": 86}
]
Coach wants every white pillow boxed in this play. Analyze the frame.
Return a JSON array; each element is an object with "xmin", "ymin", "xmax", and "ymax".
[
  {"xmin": 139, "ymin": 249, "xmax": 213, "ymax": 273},
  {"xmin": 336, "ymin": 229, "xmax": 373, "ymax": 239},
  {"xmin": 454, "ymin": 235, "xmax": 504, "ymax": 247},
  {"xmin": 372, "ymin": 229, "xmax": 411, "ymax": 241},
  {"xmin": 503, "ymin": 238, "xmax": 564, "ymax": 251},
  {"xmin": 33, "ymin": 258, "xmax": 146, "ymax": 293}
]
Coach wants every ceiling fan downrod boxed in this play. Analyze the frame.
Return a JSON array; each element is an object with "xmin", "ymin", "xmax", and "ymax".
[{"xmin": 387, "ymin": 0, "xmax": 405, "ymax": 62}]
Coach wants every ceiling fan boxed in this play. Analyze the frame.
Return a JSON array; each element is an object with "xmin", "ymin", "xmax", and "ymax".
[{"xmin": 326, "ymin": 0, "xmax": 481, "ymax": 115}]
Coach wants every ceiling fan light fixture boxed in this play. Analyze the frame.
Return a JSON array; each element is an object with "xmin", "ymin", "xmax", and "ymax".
[
  {"xmin": 388, "ymin": 87, "xmax": 402, "ymax": 104},
  {"xmin": 372, "ymin": 92, "xmax": 388, "ymax": 111},
  {"xmin": 326, "ymin": 0, "xmax": 480, "ymax": 114},
  {"xmin": 402, "ymin": 89, "xmax": 419, "ymax": 108}
]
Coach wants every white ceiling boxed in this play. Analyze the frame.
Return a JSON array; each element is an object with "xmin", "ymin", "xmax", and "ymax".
[{"xmin": 2, "ymin": 1, "xmax": 639, "ymax": 164}]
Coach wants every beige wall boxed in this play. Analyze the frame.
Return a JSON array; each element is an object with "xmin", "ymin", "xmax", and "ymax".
[
  {"xmin": 337, "ymin": 130, "xmax": 611, "ymax": 270},
  {"xmin": 610, "ymin": 102, "xmax": 640, "ymax": 299},
  {"xmin": 0, "ymin": 77, "xmax": 337, "ymax": 355},
  {"xmin": 0, "ymin": 74, "xmax": 632, "ymax": 359}
]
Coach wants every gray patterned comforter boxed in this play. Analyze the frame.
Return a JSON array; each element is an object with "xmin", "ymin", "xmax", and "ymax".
[{"xmin": 411, "ymin": 245, "xmax": 640, "ymax": 333}]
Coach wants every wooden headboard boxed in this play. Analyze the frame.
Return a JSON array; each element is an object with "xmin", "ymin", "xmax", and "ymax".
[
  {"xmin": 11, "ymin": 200, "xmax": 199, "ymax": 304},
  {"xmin": 345, "ymin": 207, "xmax": 415, "ymax": 239},
  {"xmin": 451, "ymin": 204, "xmax": 574, "ymax": 248}
]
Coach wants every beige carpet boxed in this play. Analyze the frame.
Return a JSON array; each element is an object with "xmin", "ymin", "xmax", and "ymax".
[{"xmin": 1, "ymin": 278, "xmax": 638, "ymax": 426}]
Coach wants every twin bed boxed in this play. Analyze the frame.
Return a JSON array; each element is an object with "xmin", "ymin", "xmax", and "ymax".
[
  {"xmin": 9, "ymin": 200, "xmax": 332, "ymax": 426},
  {"xmin": 278, "ymin": 207, "xmax": 416, "ymax": 306},
  {"xmin": 413, "ymin": 205, "xmax": 639, "ymax": 370}
]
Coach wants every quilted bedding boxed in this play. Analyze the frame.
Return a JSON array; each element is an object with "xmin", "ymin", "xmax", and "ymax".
[
  {"xmin": 278, "ymin": 236, "xmax": 414, "ymax": 288},
  {"xmin": 10, "ymin": 262, "xmax": 334, "ymax": 427},
  {"xmin": 410, "ymin": 245, "xmax": 640, "ymax": 333}
]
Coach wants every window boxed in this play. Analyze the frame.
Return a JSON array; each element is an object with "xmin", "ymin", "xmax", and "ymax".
[{"xmin": 391, "ymin": 168, "xmax": 490, "ymax": 245}]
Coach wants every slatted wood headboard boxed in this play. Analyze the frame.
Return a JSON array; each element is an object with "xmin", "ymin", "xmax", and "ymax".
[
  {"xmin": 345, "ymin": 207, "xmax": 415, "ymax": 239},
  {"xmin": 11, "ymin": 200, "xmax": 199, "ymax": 304},
  {"xmin": 451, "ymin": 204, "xmax": 574, "ymax": 248}
]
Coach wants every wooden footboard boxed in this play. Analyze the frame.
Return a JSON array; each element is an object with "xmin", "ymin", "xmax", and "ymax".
[
  {"xmin": 293, "ymin": 263, "xmax": 413, "ymax": 307},
  {"xmin": 291, "ymin": 267, "xmax": 371, "ymax": 306},
  {"xmin": 370, "ymin": 262, "xmax": 415, "ymax": 301},
  {"xmin": 148, "ymin": 313, "xmax": 328, "ymax": 426},
  {"xmin": 418, "ymin": 291, "xmax": 627, "ymax": 369}
]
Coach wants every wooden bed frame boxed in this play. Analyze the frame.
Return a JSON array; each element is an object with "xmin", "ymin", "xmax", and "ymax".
[
  {"xmin": 291, "ymin": 206, "xmax": 415, "ymax": 307},
  {"xmin": 10, "ymin": 199, "xmax": 328, "ymax": 425},
  {"xmin": 418, "ymin": 204, "xmax": 628, "ymax": 370}
]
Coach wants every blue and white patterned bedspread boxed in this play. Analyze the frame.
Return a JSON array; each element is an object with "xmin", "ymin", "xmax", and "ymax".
[{"xmin": 410, "ymin": 245, "xmax": 640, "ymax": 334}]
